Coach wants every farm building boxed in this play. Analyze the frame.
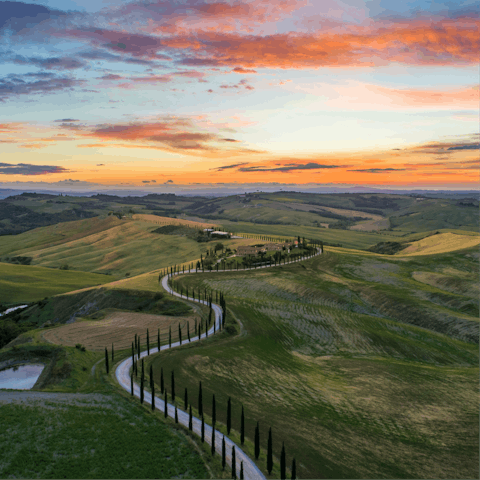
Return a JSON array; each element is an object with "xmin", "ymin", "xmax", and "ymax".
[{"xmin": 211, "ymin": 231, "xmax": 231, "ymax": 238}]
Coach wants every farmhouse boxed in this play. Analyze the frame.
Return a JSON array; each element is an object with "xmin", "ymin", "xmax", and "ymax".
[
  {"xmin": 237, "ymin": 245, "xmax": 262, "ymax": 256},
  {"xmin": 211, "ymin": 231, "xmax": 231, "ymax": 238}
]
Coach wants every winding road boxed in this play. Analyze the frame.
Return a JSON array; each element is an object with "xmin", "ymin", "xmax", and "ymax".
[{"xmin": 115, "ymin": 247, "xmax": 322, "ymax": 480}]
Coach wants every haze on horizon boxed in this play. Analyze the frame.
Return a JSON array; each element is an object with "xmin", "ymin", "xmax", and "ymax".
[{"xmin": 0, "ymin": 0, "xmax": 478, "ymax": 191}]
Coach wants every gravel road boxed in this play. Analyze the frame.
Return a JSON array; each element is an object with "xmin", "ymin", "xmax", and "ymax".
[{"xmin": 115, "ymin": 247, "xmax": 322, "ymax": 480}]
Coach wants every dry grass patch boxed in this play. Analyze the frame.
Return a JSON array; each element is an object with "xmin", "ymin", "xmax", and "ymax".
[
  {"xmin": 133, "ymin": 214, "xmax": 219, "ymax": 229},
  {"xmin": 397, "ymin": 233, "xmax": 480, "ymax": 256},
  {"xmin": 42, "ymin": 311, "xmax": 200, "ymax": 351}
]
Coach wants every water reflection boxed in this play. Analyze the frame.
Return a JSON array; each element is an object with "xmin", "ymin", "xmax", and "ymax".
[{"xmin": 0, "ymin": 364, "xmax": 44, "ymax": 390}]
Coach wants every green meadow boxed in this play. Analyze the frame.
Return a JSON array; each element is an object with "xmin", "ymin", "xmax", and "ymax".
[
  {"xmin": 0, "ymin": 263, "xmax": 111, "ymax": 304},
  {"xmin": 153, "ymin": 246, "xmax": 479, "ymax": 479}
]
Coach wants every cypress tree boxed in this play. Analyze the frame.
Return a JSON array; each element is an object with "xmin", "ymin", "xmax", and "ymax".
[
  {"xmin": 157, "ymin": 329, "xmax": 160, "ymax": 349},
  {"xmin": 267, "ymin": 427, "xmax": 273, "ymax": 474},
  {"xmin": 164, "ymin": 389, "xmax": 168, "ymax": 418},
  {"xmin": 240, "ymin": 462, "xmax": 244, "ymax": 480},
  {"xmin": 130, "ymin": 372, "xmax": 134, "ymax": 396},
  {"xmin": 227, "ymin": 397, "xmax": 231, "ymax": 434},
  {"xmin": 255, "ymin": 421, "xmax": 260, "ymax": 459},
  {"xmin": 198, "ymin": 381, "xmax": 203, "ymax": 417},
  {"xmin": 222, "ymin": 436, "xmax": 226, "ymax": 470},
  {"xmin": 160, "ymin": 367, "xmax": 164, "ymax": 394},
  {"xmin": 134, "ymin": 359, "xmax": 137, "ymax": 377},
  {"xmin": 291, "ymin": 458, "xmax": 296, "ymax": 480},
  {"xmin": 231, "ymin": 446, "xmax": 236, "ymax": 479},
  {"xmin": 140, "ymin": 374, "xmax": 144, "ymax": 404},
  {"xmin": 211, "ymin": 426, "xmax": 215, "ymax": 455},
  {"xmin": 189, "ymin": 405, "xmax": 193, "ymax": 430},
  {"xmin": 178, "ymin": 323, "xmax": 182, "ymax": 345},
  {"xmin": 175, "ymin": 406, "xmax": 178, "ymax": 423},
  {"xmin": 187, "ymin": 321, "xmax": 190, "ymax": 342},
  {"xmin": 105, "ymin": 347, "xmax": 109, "ymax": 373},
  {"xmin": 184, "ymin": 387, "xmax": 188, "ymax": 410},
  {"xmin": 151, "ymin": 383, "xmax": 155, "ymax": 411},
  {"xmin": 141, "ymin": 358, "xmax": 144, "ymax": 382},
  {"xmin": 280, "ymin": 442, "xmax": 286, "ymax": 480},
  {"xmin": 138, "ymin": 335, "xmax": 141, "ymax": 359},
  {"xmin": 201, "ymin": 415, "xmax": 205, "ymax": 443},
  {"xmin": 112, "ymin": 343, "xmax": 114, "ymax": 361},
  {"xmin": 240, "ymin": 405, "xmax": 244, "ymax": 444},
  {"xmin": 171, "ymin": 370, "xmax": 175, "ymax": 401},
  {"xmin": 208, "ymin": 307, "xmax": 212, "ymax": 326},
  {"xmin": 147, "ymin": 329, "xmax": 150, "ymax": 355},
  {"xmin": 212, "ymin": 393, "xmax": 216, "ymax": 425},
  {"xmin": 169, "ymin": 326, "xmax": 172, "ymax": 348}
]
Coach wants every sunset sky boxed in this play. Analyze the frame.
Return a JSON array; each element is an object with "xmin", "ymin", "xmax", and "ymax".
[{"xmin": 0, "ymin": 0, "xmax": 478, "ymax": 191}]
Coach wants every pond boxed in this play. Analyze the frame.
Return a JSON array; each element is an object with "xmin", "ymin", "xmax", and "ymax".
[{"xmin": 0, "ymin": 364, "xmax": 45, "ymax": 390}]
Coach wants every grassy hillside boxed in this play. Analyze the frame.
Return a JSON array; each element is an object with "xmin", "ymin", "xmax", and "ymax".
[
  {"xmin": 152, "ymin": 246, "xmax": 479, "ymax": 479},
  {"xmin": 0, "ymin": 263, "xmax": 111, "ymax": 304},
  {"xmin": 0, "ymin": 392, "xmax": 210, "ymax": 479},
  {"xmin": 0, "ymin": 216, "xmax": 258, "ymax": 277}
]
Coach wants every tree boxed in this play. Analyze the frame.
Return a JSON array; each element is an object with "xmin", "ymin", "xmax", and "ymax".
[
  {"xmin": 189, "ymin": 405, "xmax": 193, "ymax": 430},
  {"xmin": 267, "ymin": 427, "xmax": 273, "ymax": 474},
  {"xmin": 212, "ymin": 393, "xmax": 216, "ymax": 425},
  {"xmin": 175, "ymin": 406, "xmax": 178, "ymax": 423},
  {"xmin": 240, "ymin": 405, "xmax": 245, "ymax": 444},
  {"xmin": 131, "ymin": 342, "xmax": 135, "ymax": 364},
  {"xmin": 147, "ymin": 328, "xmax": 150, "ymax": 355},
  {"xmin": 240, "ymin": 462, "xmax": 244, "ymax": 480},
  {"xmin": 164, "ymin": 390, "xmax": 168, "ymax": 418},
  {"xmin": 140, "ymin": 374, "xmax": 144, "ymax": 404},
  {"xmin": 137, "ymin": 335, "xmax": 141, "ymax": 359},
  {"xmin": 184, "ymin": 387, "xmax": 188, "ymax": 410},
  {"xmin": 178, "ymin": 323, "xmax": 182, "ymax": 345},
  {"xmin": 171, "ymin": 370, "xmax": 175, "ymax": 401},
  {"xmin": 291, "ymin": 458, "xmax": 296, "ymax": 480},
  {"xmin": 130, "ymin": 372, "xmax": 134, "ymax": 396},
  {"xmin": 160, "ymin": 367, "xmax": 164, "ymax": 394},
  {"xmin": 231, "ymin": 446, "xmax": 236, "ymax": 479},
  {"xmin": 281, "ymin": 442, "xmax": 286, "ymax": 480},
  {"xmin": 255, "ymin": 421, "xmax": 260, "ymax": 459},
  {"xmin": 157, "ymin": 328, "xmax": 161, "ymax": 349},
  {"xmin": 151, "ymin": 382, "xmax": 155, "ymax": 411},
  {"xmin": 227, "ymin": 397, "xmax": 231, "ymax": 434},
  {"xmin": 187, "ymin": 321, "xmax": 190, "ymax": 342},
  {"xmin": 201, "ymin": 415, "xmax": 205, "ymax": 443},
  {"xmin": 198, "ymin": 381, "xmax": 203, "ymax": 417},
  {"xmin": 169, "ymin": 326, "xmax": 172, "ymax": 348},
  {"xmin": 134, "ymin": 359, "xmax": 137, "ymax": 377},
  {"xmin": 222, "ymin": 436, "xmax": 226, "ymax": 470},
  {"xmin": 105, "ymin": 347, "xmax": 109, "ymax": 374},
  {"xmin": 211, "ymin": 426, "xmax": 215, "ymax": 455}
]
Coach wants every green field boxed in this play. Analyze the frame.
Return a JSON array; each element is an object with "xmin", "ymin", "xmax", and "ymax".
[
  {"xmin": 0, "ymin": 216, "xmax": 257, "ymax": 278},
  {"xmin": 0, "ymin": 263, "xmax": 111, "ymax": 304},
  {"xmin": 0, "ymin": 393, "xmax": 210, "ymax": 479},
  {"xmin": 151, "ymin": 246, "xmax": 479, "ymax": 479}
]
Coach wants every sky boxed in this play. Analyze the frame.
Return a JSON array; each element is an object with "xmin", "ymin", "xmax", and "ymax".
[{"xmin": 0, "ymin": 0, "xmax": 478, "ymax": 192}]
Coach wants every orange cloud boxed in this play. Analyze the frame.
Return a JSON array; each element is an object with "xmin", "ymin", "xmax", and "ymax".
[{"xmin": 163, "ymin": 17, "xmax": 479, "ymax": 69}]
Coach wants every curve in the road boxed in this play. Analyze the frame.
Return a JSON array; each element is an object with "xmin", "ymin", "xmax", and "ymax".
[{"xmin": 115, "ymin": 247, "xmax": 322, "ymax": 480}]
